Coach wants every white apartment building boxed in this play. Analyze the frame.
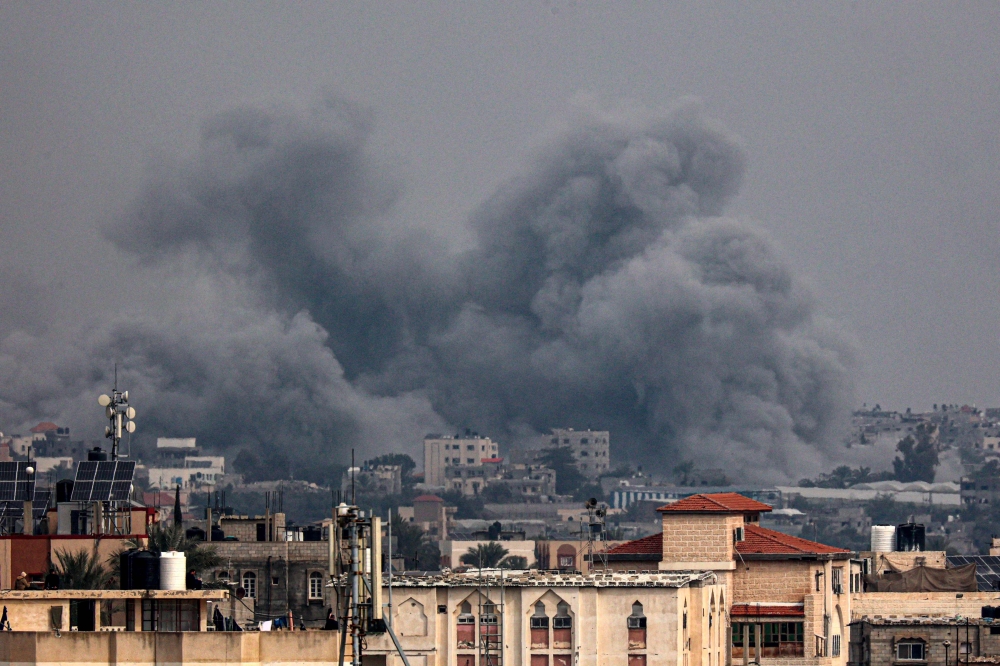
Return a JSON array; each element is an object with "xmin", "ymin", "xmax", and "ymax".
[
  {"xmin": 424, "ymin": 435, "xmax": 499, "ymax": 487},
  {"xmin": 547, "ymin": 428, "xmax": 610, "ymax": 478}
]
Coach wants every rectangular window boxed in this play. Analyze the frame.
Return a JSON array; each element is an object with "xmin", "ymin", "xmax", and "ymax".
[
  {"xmin": 309, "ymin": 574, "xmax": 323, "ymax": 599},
  {"xmin": 467, "ymin": 458, "xmax": 475, "ymax": 464},
  {"xmin": 832, "ymin": 635, "xmax": 841, "ymax": 657},
  {"xmin": 553, "ymin": 656, "xmax": 571, "ymax": 666},
  {"xmin": 897, "ymin": 642, "xmax": 925, "ymax": 661},
  {"xmin": 531, "ymin": 656, "xmax": 549, "ymax": 666},
  {"xmin": 458, "ymin": 656, "xmax": 476, "ymax": 666},
  {"xmin": 832, "ymin": 568, "xmax": 844, "ymax": 594},
  {"xmin": 558, "ymin": 555, "xmax": 574, "ymax": 568},
  {"xmin": 530, "ymin": 616, "xmax": 549, "ymax": 629},
  {"xmin": 553, "ymin": 617, "xmax": 572, "ymax": 629},
  {"xmin": 628, "ymin": 656, "xmax": 647, "ymax": 666}
]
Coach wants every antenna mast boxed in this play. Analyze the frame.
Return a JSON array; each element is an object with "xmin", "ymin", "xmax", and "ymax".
[{"xmin": 97, "ymin": 378, "xmax": 136, "ymax": 461}]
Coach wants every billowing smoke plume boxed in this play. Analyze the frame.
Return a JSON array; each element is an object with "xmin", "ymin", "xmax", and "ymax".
[{"xmin": 0, "ymin": 97, "xmax": 854, "ymax": 483}]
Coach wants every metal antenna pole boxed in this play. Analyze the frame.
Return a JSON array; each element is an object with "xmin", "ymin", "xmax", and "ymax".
[
  {"xmin": 387, "ymin": 508, "xmax": 393, "ymax": 628},
  {"xmin": 351, "ymin": 514, "xmax": 361, "ymax": 666}
]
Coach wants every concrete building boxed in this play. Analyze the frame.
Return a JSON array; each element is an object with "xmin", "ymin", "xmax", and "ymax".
[
  {"xmin": 605, "ymin": 492, "xmax": 857, "ymax": 666},
  {"xmin": 365, "ymin": 569, "xmax": 726, "ymax": 666},
  {"xmin": 849, "ymin": 617, "xmax": 1000, "ymax": 666},
  {"xmin": 424, "ymin": 435, "xmax": 499, "ymax": 487},
  {"xmin": 546, "ymin": 428, "xmax": 610, "ymax": 478},
  {"xmin": 207, "ymin": 539, "xmax": 331, "ymax": 629},
  {"xmin": 343, "ymin": 463, "xmax": 404, "ymax": 496}
]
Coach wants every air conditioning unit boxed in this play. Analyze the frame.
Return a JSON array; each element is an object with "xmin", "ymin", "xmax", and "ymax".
[{"xmin": 734, "ymin": 527, "xmax": 745, "ymax": 543}]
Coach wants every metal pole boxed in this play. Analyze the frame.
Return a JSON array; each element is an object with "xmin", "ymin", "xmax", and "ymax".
[
  {"xmin": 351, "ymin": 515, "xmax": 361, "ymax": 666},
  {"xmin": 387, "ymin": 509, "xmax": 393, "ymax": 628}
]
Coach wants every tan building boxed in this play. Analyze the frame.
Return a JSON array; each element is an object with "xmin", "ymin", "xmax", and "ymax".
[
  {"xmin": 605, "ymin": 492, "xmax": 857, "ymax": 666},
  {"xmin": 424, "ymin": 435, "xmax": 499, "ymax": 487},
  {"xmin": 366, "ymin": 569, "xmax": 727, "ymax": 666},
  {"xmin": 546, "ymin": 429, "xmax": 610, "ymax": 479}
]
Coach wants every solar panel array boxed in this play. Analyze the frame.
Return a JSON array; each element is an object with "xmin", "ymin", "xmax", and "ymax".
[
  {"xmin": 0, "ymin": 462, "xmax": 36, "ymax": 501},
  {"xmin": 71, "ymin": 461, "xmax": 135, "ymax": 502},
  {"xmin": 947, "ymin": 555, "xmax": 1000, "ymax": 591},
  {"xmin": 0, "ymin": 489, "xmax": 53, "ymax": 520}
]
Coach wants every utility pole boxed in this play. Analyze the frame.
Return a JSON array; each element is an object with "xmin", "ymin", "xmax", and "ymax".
[{"xmin": 97, "ymin": 376, "xmax": 136, "ymax": 461}]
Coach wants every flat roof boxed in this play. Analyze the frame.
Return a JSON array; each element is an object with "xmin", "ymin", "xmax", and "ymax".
[
  {"xmin": 0, "ymin": 589, "xmax": 227, "ymax": 600},
  {"xmin": 384, "ymin": 570, "xmax": 716, "ymax": 588}
]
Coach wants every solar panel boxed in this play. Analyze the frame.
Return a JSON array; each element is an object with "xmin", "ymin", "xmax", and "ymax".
[
  {"xmin": 0, "ymin": 462, "xmax": 36, "ymax": 501},
  {"xmin": 71, "ymin": 461, "xmax": 135, "ymax": 502},
  {"xmin": 0, "ymin": 488, "xmax": 52, "ymax": 521},
  {"xmin": 947, "ymin": 555, "xmax": 1000, "ymax": 591},
  {"xmin": 70, "ymin": 461, "xmax": 97, "ymax": 502},
  {"xmin": 111, "ymin": 461, "xmax": 136, "ymax": 501}
]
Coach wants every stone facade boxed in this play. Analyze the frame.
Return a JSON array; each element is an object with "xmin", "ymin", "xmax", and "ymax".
[
  {"xmin": 660, "ymin": 514, "xmax": 742, "ymax": 570},
  {"xmin": 364, "ymin": 570, "xmax": 726, "ymax": 666},
  {"xmin": 849, "ymin": 618, "xmax": 1000, "ymax": 666},
  {"xmin": 209, "ymin": 540, "xmax": 330, "ymax": 628}
]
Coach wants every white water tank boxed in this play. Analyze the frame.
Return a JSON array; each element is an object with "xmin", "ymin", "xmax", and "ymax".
[
  {"xmin": 160, "ymin": 551, "xmax": 187, "ymax": 590},
  {"xmin": 871, "ymin": 525, "xmax": 896, "ymax": 552}
]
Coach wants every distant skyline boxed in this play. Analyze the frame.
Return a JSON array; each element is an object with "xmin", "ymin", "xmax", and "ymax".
[{"xmin": 2, "ymin": 4, "xmax": 1000, "ymax": 477}]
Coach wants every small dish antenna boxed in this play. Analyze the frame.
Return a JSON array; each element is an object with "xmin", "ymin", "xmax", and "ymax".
[{"xmin": 98, "ymin": 394, "xmax": 111, "ymax": 407}]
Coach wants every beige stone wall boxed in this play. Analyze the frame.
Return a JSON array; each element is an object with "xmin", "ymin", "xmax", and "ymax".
[
  {"xmin": 661, "ymin": 514, "xmax": 742, "ymax": 568},
  {"xmin": 0, "ymin": 630, "xmax": 341, "ymax": 665},
  {"xmin": 732, "ymin": 560, "xmax": 818, "ymax": 603},
  {"xmin": 851, "ymin": 591, "xmax": 1000, "ymax": 620},
  {"xmin": 363, "ymin": 580, "xmax": 724, "ymax": 666}
]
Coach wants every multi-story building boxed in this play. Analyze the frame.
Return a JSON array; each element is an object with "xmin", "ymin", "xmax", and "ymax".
[
  {"xmin": 546, "ymin": 428, "xmax": 610, "ymax": 478},
  {"xmin": 424, "ymin": 434, "xmax": 499, "ymax": 487},
  {"xmin": 366, "ymin": 568, "xmax": 726, "ymax": 666},
  {"xmin": 605, "ymin": 492, "xmax": 857, "ymax": 666}
]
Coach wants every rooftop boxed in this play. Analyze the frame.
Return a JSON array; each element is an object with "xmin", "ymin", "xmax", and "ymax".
[
  {"xmin": 738, "ymin": 524, "xmax": 850, "ymax": 557},
  {"xmin": 385, "ymin": 570, "xmax": 716, "ymax": 588},
  {"xmin": 657, "ymin": 492, "xmax": 773, "ymax": 514},
  {"xmin": 413, "ymin": 494, "xmax": 444, "ymax": 503},
  {"xmin": 605, "ymin": 523, "xmax": 849, "ymax": 560}
]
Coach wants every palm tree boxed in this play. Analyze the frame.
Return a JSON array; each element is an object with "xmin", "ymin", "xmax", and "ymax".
[
  {"xmin": 56, "ymin": 548, "xmax": 112, "ymax": 590},
  {"xmin": 460, "ymin": 542, "xmax": 508, "ymax": 568},
  {"xmin": 144, "ymin": 522, "xmax": 223, "ymax": 573}
]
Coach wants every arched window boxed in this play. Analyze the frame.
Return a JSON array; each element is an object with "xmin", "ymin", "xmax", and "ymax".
[
  {"xmin": 531, "ymin": 601, "xmax": 550, "ymax": 648},
  {"xmin": 531, "ymin": 602, "xmax": 550, "ymax": 629},
  {"xmin": 457, "ymin": 601, "xmax": 476, "ymax": 648},
  {"xmin": 628, "ymin": 601, "xmax": 647, "ymax": 650},
  {"xmin": 309, "ymin": 572, "xmax": 323, "ymax": 599},
  {"xmin": 552, "ymin": 601, "xmax": 572, "ymax": 649},
  {"xmin": 554, "ymin": 602, "xmax": 572, "ymax": 629},
  {"xmin": 242, "ymin": 572, "xmax": 256, "ymax": 599}
]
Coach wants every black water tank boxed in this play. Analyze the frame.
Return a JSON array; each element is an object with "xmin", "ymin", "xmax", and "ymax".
[
  {"xmin": 896, "ymin": 523, "xmax": 926, "ymax": 552},
  {"xmin": 87, "ymin": 447, "xmax": 108, "ymax": 462},
  {"xmin": 982, "ymin": 606, "xmax": 995, "ymax": 619},
  {"xmin": 302, "ymin": 526, "xmax": 321, "ymax": 542},
  {"xmin": 211, "ymin": 526, "xmax": 226, "ymax": 541},
  {"xmin": 56, "ymin": 479, "xmax": 74, "ymax": 503},
  {"xmin": 130, "ymin": 550, "xmax": 160, "ymax": 590}
]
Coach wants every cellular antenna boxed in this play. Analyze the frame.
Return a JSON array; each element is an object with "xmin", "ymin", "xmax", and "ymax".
[{"xmin": 98, "ymin": 371, "xmax": 135, "ymax": 461}]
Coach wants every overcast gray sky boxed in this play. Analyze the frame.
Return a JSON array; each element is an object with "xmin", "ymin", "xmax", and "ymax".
[{"xmin": 3, "ymin": 1, "xmax": 1000, "ymax": 416}]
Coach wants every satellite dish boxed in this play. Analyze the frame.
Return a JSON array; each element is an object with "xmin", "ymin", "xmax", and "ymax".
[
  {"xmin": 125, "ymin": 406, "xmax": 136, "ymax": 419},
  {"xmin": 106, "ymin": 406, "xmax": 115, "ymax": 419},
  {"xmin": 122, "ymin": 391, "xmax": 128, "ymax": 403},
  {"xmin": 98, "ymin": 394, "xmax": 111, "ymax": 407},
  {"xmin": 105, "ymin": 426, "xmax": 112, "ymax": 437},
  {"xmin": 236, "ymin": 587, "xmax": 246, "ymax": 599},
  {"xmin": 25, "ymin": 466, "xmax": 34, "ymax": 475},
  {"xmin": 126, "ymin": 421, "xmax": 137, "ymax": 433},
  {"xmin": 587, "ymin": 497, "xmax": 597, "ymax": 508}
]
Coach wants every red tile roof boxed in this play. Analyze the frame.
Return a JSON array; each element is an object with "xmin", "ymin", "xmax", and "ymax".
[
  {"xmin": 731, "ymin": 603, "xmax": 805, "ymax": 617},
  {"xmin": 413, "ymin": 494, "xmax": 444, "ymax": 503},
  {"xmin": 603, "ymin": 523, "xmax": 848, "ymax": 560},
  {"xmin": 30, "ymin": 422, "xmax": 58, "ymax": 434},
  {"xmin": 607, "ymin": 532, "xmax": 662, "ymax": 555},
  {"xmin": 481, "ymin": 457, "xmax": 504, "ymax": 463},
  {"xmin": 657, "ymin": 493, "xmax": 773, "ymax": 514},
  {"xmin": 736, "ymin": 524, "xmax": 850, "ymax": 556}
]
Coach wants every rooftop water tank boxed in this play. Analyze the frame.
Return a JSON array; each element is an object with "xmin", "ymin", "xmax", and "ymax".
[
  {"xmin": 871, "ymin": 525, "xmax": 896, "ymax": 552},
  {"xmin": 159, "ymin": 551, "xmax": 186, "ymax": 590},
  {"xmin": 896, "ymin": 523, "xmax": 926, "ymax": 552}
]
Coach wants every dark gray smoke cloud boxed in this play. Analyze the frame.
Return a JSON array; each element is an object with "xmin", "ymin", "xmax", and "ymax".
[{"xmin": 0, "ymin": 97, "xmax": 854, "ymax": 483}]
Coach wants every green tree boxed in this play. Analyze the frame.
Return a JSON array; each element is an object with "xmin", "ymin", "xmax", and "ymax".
[
  {"xmin": 538, "ymin": 447, "xmax": 586, "ymax": 495},
  {"xmin": 500, "ymin": 555, "xmax": 528, "ymax": 569},
  {"xmin": 460, "ymin": 542, "xmax": 509, "ymax": 568},
  {"xmin": 144, "ymin": 522, "xmax": 223, "ymax": 573},
  {"xmin": 481, "ymin": 484, "xmax": 514, "ymax": 503},
  {"xmin": 56, "ymin": 548, "xmax": 112, "ymax": 590},
  {"xmin": 892, "ymin": 424, "xmax": 939, "ymax": 482},
  {"xmin": 441, "ymin": 490, "xmax": 486, "ymax": 519},
  {"xmin": 390, "ymin": 512, "xmax": 440, "ymax": 571}
]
